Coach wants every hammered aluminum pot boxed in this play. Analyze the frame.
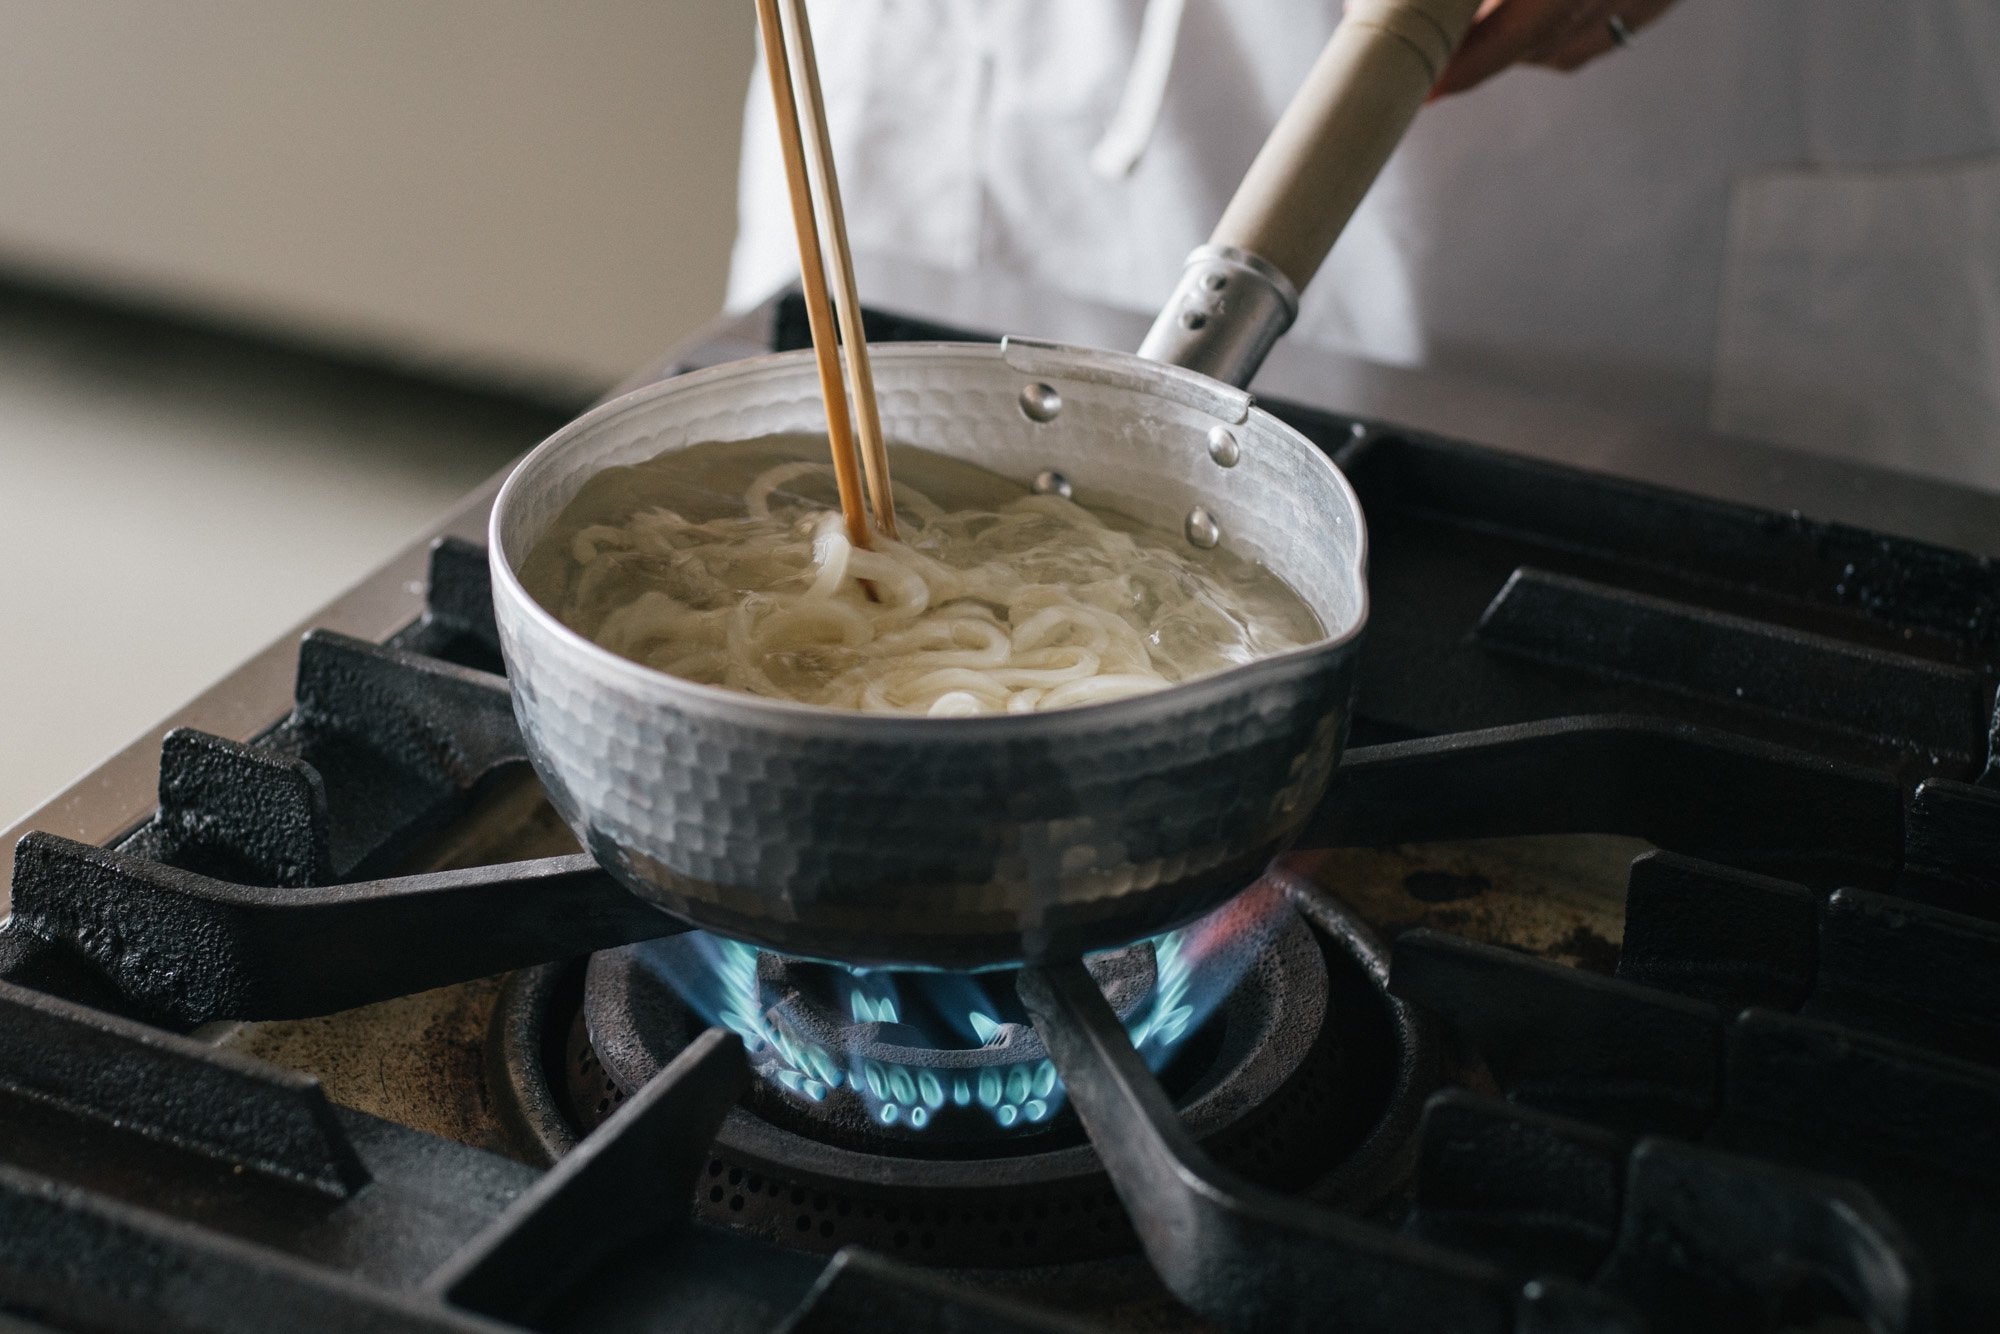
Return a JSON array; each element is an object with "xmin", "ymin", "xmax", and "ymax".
[
  {"xmin": 483, "ymin": 0, "xmax": 1490, "ymax": 966},
  {"xmin": 488, "ymin": 338, "xmax": 1367, "ymax": 969}
]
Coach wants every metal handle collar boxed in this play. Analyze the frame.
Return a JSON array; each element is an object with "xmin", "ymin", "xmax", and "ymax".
[{"xmin": 1138, "ymin": 245, "xmax": 1301, "ymax": 389}]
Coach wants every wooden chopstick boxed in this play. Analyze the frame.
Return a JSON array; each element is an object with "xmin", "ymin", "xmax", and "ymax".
[
  {"xmin": 752, "ymin": 0, "xmax": 873, "ymax": 552},
  {"xmin": 780, "ymin": 0, "xmax": 898, "ymax": 540}
]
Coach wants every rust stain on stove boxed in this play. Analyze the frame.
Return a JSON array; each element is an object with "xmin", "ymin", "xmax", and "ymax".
[
  {"xmin": 1284, "ymin": 832, "xmax": 1644, "ymax": 974},
  {"xmin": 1556, "ymin": 924, "xmax": 1622, "ymax": 975},
  {"xmin": 1401, "ymin": 870, "xmax": 1489, "ymax": 903},
  {"xmin": 215, "ymin": 975, "xmax": 517, "ymax": 1155}
]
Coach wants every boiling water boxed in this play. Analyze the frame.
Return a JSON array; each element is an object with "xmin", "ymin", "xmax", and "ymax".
[{"xmin": 519, "ymin": 435, "xmax": 1322, "ymax": 715}]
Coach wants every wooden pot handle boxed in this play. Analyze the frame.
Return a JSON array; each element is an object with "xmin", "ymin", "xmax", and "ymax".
[
  {"xmin": 1141, "ymin": 0, "xmax": 1480, "ymax": 384},
  {"xmin": 1213, "ymin": 0, "xmax": 1481, "ymax": 290}
]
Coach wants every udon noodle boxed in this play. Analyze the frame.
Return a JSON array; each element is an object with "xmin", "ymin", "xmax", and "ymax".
[{"xmin": 526, "ymin": 444, "xmax": 1319, "ymax": 717}]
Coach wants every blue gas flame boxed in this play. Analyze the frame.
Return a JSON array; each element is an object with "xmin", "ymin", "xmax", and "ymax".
[{"xmin": 634, "ymin": 882, "xmax": 1285, "ymax": 1132}]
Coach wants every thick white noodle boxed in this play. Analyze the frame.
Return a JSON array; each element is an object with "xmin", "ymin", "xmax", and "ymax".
[{"xmin": 554, "ymin": 462, "xmax": 1309, "ymax": 716}]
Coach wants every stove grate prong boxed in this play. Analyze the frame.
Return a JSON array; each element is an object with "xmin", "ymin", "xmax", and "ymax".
[
  {"xmin": 427, "ymin": 1027, "xmax": 750, "ymax": 1325},
  {"xmin": 2, "ymin": 836, "xmax": 683, "ymax": 1027},
  {"xmin": 1015, "ymin": 959, "xmax": 1632, "ymax": 1334}
]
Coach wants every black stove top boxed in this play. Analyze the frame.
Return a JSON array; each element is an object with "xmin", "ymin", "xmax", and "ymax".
[{"xmin": 2, "ymin": 296, "xmax": 1998, "ymax": 1333}]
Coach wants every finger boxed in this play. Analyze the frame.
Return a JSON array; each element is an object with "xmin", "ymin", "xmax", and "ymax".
[
  {"xmin": 1435, "ymin": 0, "xmax": 1585, "ymax": 96},
  {"xmin": 1433, "ymin": 0, "xmax": 1600, "ymax": 96},
  {"xmin": 1536, "ymin": 0, "xmax": 1679, "ymax": 72},
  {"xmin": 1426, "ymin": 0, "xmax": 1505, "ymax": 102},
  {"xmin": 1532, "ymin": 0, "xmax": 1623, "ymax": 71}
]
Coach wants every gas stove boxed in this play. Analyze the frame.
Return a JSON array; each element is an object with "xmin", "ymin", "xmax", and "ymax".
[{"xmin": 4, "ymin": 266, "xmax": 2000, "ymax": 1333}]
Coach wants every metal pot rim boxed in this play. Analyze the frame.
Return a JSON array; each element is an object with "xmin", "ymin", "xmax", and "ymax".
[{"xmin": 488, "ymin": 340, "xmax": 1369, "ymax": 733}]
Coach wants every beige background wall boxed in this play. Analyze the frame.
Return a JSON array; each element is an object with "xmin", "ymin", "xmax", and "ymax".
[
  {"xmin": 0, "ymin": 1, "xmax": 754, "ymax": 389},
  {"xmin": 0, "ymin": 3, "xmax": 757, "ymax": 822}
]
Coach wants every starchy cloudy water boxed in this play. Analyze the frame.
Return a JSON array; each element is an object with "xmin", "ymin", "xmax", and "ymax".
[{"xmin": 520, "ymin": 436, "xmax": 1321, "ymax": 716}]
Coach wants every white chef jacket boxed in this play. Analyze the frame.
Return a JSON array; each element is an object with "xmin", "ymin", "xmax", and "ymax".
[{"xmin": 728, "ymin": 0, "xmax": 2000, "ymax": 491}]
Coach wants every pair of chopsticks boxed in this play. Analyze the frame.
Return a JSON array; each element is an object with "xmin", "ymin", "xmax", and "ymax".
[{"xmin": 753, "ymin": 0, "xmax": 898, "ymax": 547}]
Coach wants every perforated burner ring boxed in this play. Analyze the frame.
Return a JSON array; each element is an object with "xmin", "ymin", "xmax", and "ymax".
[{"xmin": 490, "ymin": 873, "xmax": 1427, "ymax": 1271}]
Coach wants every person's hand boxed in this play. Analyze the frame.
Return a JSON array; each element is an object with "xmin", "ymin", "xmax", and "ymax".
[{"xmin": 1431, "ymin": 0, "xmax": 1681, "ymax": 98}]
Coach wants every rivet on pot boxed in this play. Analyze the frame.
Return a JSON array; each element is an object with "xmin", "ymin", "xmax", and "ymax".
[
  {"xmin": 1019, "ymin": 382, "xmax": 1063, "ymax": 422},
  {"xmin": 1032, "ymin": 470, "xmax": 1073, "ymax": 499},
  {"xmin": 1185, "ymin": 506, "xmax": 1221, "ymax": 549},
  {"xmin": 1206, "ymin": 426, "xmax": 1240, "ymax": 467}
]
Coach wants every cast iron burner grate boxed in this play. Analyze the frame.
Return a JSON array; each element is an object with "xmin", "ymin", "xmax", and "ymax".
[
  {"xmin": 3, "ymin": 294, "xmax": 2000, "ymax": 1331},
  {"xmin": 494, "ymin": 874, "xmax": 1416, "ymax": 1272}
]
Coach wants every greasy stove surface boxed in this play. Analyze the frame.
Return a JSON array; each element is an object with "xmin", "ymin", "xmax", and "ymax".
[{"xmin": 2, "ymin": 296, "xmax": 1998, "ymax": 1333}]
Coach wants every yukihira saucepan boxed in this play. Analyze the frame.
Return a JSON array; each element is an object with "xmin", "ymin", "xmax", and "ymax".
[{"xmin": 489, "ymin": 0, "xmax": 1480, "ymax": 968}]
